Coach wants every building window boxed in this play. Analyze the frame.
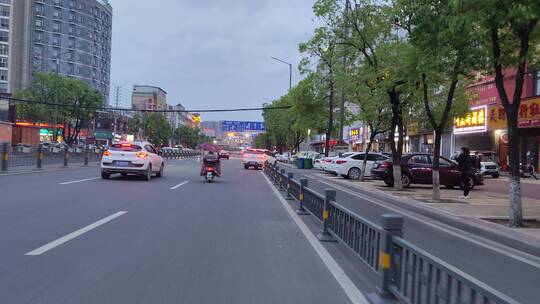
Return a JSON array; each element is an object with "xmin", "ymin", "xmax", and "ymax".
[
  {"xmin": 33, "ymin": 45, "xmax": 43, "ymax": 57},
  {"xmin": 35, "ymin": 18, "xmax": 44, "ymax": 30},
  {"xmin": 53, "ymin": 10, "xmax": 62, "ymax": 20},
  {"xmin": 52, "ymin": 22, "xmax": 61, "ymax": 33},
  {"xmin": 0, "ymin": 31, "xmax": 7, "ymax": 42},
  {"xmin": 0, "ymin": 6, "xmax": 9, "ymax": 17},
  {"xmin": 52, "ymin": 36, "xmax": 61, "ymax": 46},
  {"xmin": 0, "ymin": 18, "xmax": 8, "ymax": 30},
  {"xmin": 0, "ymin": 44, "xmax": 7, "ymax": 55},
  {"xmin": 0, "ymin": 70, "xmax": 7, "ymax": 82},
  {"xmin": 0, "ymin": 57, "xmax": 7, "ymax": 68},
  {"xmin": 53, "ymin": 0, "xmax": 61, "ymax": 6},
  {"xmin": 535, "ymin": 71, "xmax": 540, "ymax": 96}
]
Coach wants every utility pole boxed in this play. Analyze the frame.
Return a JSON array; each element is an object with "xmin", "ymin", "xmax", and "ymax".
[
  {"xmin": 338, "ymin": 0, "xmax": 350, "ymax": 145},
  {"xmin": 113, "ymin": 86, "xmax": 121, "ymax": 136}
]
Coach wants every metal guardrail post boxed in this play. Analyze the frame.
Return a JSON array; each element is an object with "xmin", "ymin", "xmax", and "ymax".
[
  {"xmin": 63, "ymin": 146, "xmax": 69, "ymax": 168},
  {"xmin": 377, "ymin": 214, "xmax": 403, "ymax": 299},
  {"xmin": 83, "ymin": 145, "xmax": 89, "ymax": 167},
  {"xmin": 36, "ymin": 144, "xmax": 43, "ymax": 170},
  {"xmin": 273, "ymin": 166, "xmax": 280, "ymax": 185},
  {"xmin": 1, "ymin": 142, "xmax": 8, "ymax": 172},
  {"xmin": 286, "ymin": 172, "xmax": 294, "ymax": 199},
  {"xmin": 296, "ymin": 178, "xmax": 310, "ymax": 215},
  {"xmin": 279, "ymin": 169, "xmax": 286, "ymax": 190},
  {"xmin": 317, "ymin": 189, "xmax": 337, "ymax": 242}
]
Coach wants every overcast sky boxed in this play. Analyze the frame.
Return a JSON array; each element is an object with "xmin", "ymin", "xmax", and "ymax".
[{"xmin": 109, "ymin": 0, "xmax": 317, "ymax": 122}]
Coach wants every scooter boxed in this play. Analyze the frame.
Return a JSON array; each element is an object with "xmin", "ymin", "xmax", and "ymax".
[{"xmin": 204, "ymin": 165, "xmax": 216, "ymax": 182}]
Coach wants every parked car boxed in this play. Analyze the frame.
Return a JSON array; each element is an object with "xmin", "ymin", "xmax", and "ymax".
[
  {"xmin": 450, "ymin": 151, "xmax": 500, "ymax": 178},
  {"xmin": 371, "ymin": 153, "xmax": 483, "ymax": 189},
  {"xmin": 263, "ymin": 150, "xmax": 277, "ymax": 165},
  {"xmin": 324, "ymin": 152, "xmax": 354, "ymax": 175},
  {"xmin": 313, "ymin": 154, "xmax": 325, "ymax": 169},
  {"xmin": 334, "ymin": 152, "xmax": 389, "ymax": 179}
]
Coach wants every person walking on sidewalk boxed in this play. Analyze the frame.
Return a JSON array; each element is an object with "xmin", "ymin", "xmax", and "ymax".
[{"xmin": 456, "ymin": 147, "xmax": 472, "ymax": 199}]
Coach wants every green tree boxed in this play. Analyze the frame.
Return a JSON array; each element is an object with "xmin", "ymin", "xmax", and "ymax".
[
  {"xmin": 337, "ymin": 0, "xmax": 419, "ymax": 189},
  {"xmin": 397, "ymin": 0, "xmax": 478, "ymax": 200},
  {"xmin": 466, "ymin": 0, "xmax": 540, "ymax": 226},
  {"xmin": 174, "ymin": 125, "xmax": 206, "ymax": 149},
  {"xmin": 144, "ymin": 113, "xmax": 172, "ymax": 147},
  {"xmin": 300, "ymin": 25, "xmax": 341, "ymax": 157},
  {"xmin": 15, "ymin": 72, "xmax": 103, "ymax": 144}
]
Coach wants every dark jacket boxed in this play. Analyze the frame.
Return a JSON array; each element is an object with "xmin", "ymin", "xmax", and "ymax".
[{"xmin": 456, "ymin": 153, "xmax": 472, "ymax": 173}]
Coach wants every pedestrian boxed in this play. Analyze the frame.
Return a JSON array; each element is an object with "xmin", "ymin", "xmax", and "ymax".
[
  {"xmin": 456, "ymin": 147, "xmax": 472, "ymax": 199},
  {"xmin": 474, "ymin": 151, "xmax": 482, "ymax": 169}
]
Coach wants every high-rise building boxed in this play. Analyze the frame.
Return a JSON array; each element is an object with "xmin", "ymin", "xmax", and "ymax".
[
  {"xmin": 0, "ymin": 1, "xmax": 10, "ymax": 93},
  {"xmin": 131, "ymin": 85, "xmax": 167, "ymax": 112},
  {"xmin": 9, "ymin": 0, "xmax": 113, "ymax": 104}
]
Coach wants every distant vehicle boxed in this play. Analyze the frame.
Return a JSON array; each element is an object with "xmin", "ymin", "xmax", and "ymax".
[
  {"xmin": 450, "ymin": 151, "xmax": 500, "ymax": 178},
  {"xmin": 219, "ymin": 151, "xmax": 230, "ymax": 159},
  {"xmin": 333, "ymin": 152, "xmax": 389, "ymax": 179},
  {"xmin": 371, "ymin": 153, "xmax": 483, "ymax": 189},
  {"xmin": 275, "ymin": 153, "xmax": 290, "ymax": 162},
  {"xmin": 243, "ymin": 149, "xmax": 266, "ymax": 170},
  {"xmin": 101, "ymin": 142, "xmax": 164, "ymax": 181}
]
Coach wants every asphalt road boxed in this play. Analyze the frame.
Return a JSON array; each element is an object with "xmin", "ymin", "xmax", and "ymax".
[
  {"xmin": 283, "ymin": 165, "xmax": 540, "ymax": 304},
  {"xmin": 0, "ymin": 158, "xmax": 358, "ymax": 304}
]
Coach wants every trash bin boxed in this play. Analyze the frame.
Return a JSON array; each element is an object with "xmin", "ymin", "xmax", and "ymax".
[
  {"xmin": 304, "ymin": 158, "xmax": 313, "ymax": 169},
  {"xmin": 296, "ymin": 158, "xmax": 305, "ymax": 169}
]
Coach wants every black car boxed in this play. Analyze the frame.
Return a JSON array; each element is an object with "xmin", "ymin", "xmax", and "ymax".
[{"xmin": 371, "ymin": 153, "xmax": 484, "ymax": 189}]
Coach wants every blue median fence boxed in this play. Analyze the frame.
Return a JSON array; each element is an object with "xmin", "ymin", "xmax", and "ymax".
[
  {"xmin": 264, "ymin": 163, "xmax": 520, "ymax": 304},
  {"xmin": 0, "ymin": 142, "xmax": 199, "ymax": 172}
]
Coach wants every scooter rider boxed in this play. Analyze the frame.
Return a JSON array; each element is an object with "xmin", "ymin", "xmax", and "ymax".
[{"xmin": 200, "ymin": 150, "xmax": 221, "ymax": 177}]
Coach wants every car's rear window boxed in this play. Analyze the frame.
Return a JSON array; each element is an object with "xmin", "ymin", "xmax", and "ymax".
[{"xmin": 110, "ymin": 144, "xmax": 143, "ymax": 152}]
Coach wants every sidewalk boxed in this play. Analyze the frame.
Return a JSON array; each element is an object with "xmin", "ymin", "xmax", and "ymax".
[{"xmin": 0, "ymin": 162, "xmax": 100, "ymax": 175}]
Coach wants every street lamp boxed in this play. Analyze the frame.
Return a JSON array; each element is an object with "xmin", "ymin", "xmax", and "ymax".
[
  {"xmin": 53, "ymin": 50, "xmax": 74, "ymax": 142},
  {"xmin": 270, "ymin": 56, "xmax": 292, "ymax": 92}
]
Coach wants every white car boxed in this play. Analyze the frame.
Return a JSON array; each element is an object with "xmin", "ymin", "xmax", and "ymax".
[
  {"xmin": 323, "ymin": 153, "xmax": 354, "ymax": 174},
  {"xmin": 334, "ymin": 152, "xmax": 389, "ymax": 179},
  {"xmin": 243, "ymin": 149, "xmax": 266, "ymax": 169},
  {"xmin": 101, "ymin": 142, "xmax": 165, "ymax": 180},
  {"xmin": 313, "ymin": 154, "xmax": 324, "ymax": 169}
]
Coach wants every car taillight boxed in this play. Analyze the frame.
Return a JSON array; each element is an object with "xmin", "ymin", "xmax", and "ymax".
[
  {"xmin": 121, "ymin": 143, "xmax": 131, "ymax": 147},
  {"xmin": 103, "ymin": 150, "xmax": 111, "ymax": 156},
  {"xmin": 380, "ymin": 161, "xmax": 391, "ymax": 169},
  {"xmin": 207, "ymin": 167, "xmax": 214, "ymax": 171},
  {"xmin": 336, "ymin": 160, "xmax": 347, "ymax": 165},
  {"xmin": 315, "ymin": 160, "xmax": 320, "ymax": 163},
  {"xmin": 136, "ymin": 152, "xmax": 148, "ymax": 158},
  {"xmin": 325, "ymin": 159, "xmax": 332, "ymax": 163},
  {"xmin": 257, "ymin": 155, "xmax": 266, "ymax": 159}
]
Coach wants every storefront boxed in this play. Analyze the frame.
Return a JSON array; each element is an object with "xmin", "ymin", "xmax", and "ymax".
[
  {"xmin": 347, "ymin": 127, "xmax": 363, "ymax": 151},
  {"xmin": 454, "ymin": 98, "xmax": 540, "ymax": 171}
]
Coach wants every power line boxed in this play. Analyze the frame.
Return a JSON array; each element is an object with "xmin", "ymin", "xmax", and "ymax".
[{"xmin": 8, "ymin": 97, "xmax": 291, "ymax": 113}]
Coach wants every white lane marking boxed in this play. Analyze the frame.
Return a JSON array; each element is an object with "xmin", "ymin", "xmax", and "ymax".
[
  {"xmin": 170, "ymin": 181, "xmax": 189, "ymax": 190},
  {"xmin": 59, "ymin": 177, "xmax": 101, "ymax": 185},
  {"xmin": 261, "ymin": 172, "xmax": 369, "ymax": 304},
  {"xmin": 26, "ymin": 211, "xmax": 127, "ymax": 256},
  {"xmin": 167, "ymin": 164, "xmax": 177, "ymax": 168},
  {"xmin": 313, "ymin": 178, "xmax": 540, "ymax": 269}
]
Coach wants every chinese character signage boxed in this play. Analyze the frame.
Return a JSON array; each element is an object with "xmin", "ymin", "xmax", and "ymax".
[
  {"xmin": 488, "ymin": 98, "xmax": 540, "ymax": 129},
  {"xmin": 348, "ymin": 128, "xmax": 360, "ymax": 141},
  {"xmin": 454, "ymin": 106, "xmax": 487, "ymax": 134},
  {"xmin": 221, "ymin": 121, "xmax": 265, "ymax": 132}
]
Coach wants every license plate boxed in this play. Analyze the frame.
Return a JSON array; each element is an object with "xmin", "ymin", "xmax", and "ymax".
[{"xmin": 116, "ymin": 161, "xmax": 129, "ymax": 167}]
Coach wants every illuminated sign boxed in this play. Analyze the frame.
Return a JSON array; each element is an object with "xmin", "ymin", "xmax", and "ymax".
[
  {"xmin": 39, "ymin": 129, "xmax": 53, "ymax": 136},
  {"xmin": 454, "ymin": 106, "xmax": 487, "ymax": 134},
  {"xmin": 488, "ymin": 98, "xmax": 540, "ymax": 129},
  {"xmin": 16, "ymin": 122, "xmax": 63, "ymax": 128},
  {"xmin": 221, "ymin": 121, "xmax": 265, "ymax": 132},
  {"xmin": 348, "ymin": 128, "xmax": 360, "ymax": 141}
]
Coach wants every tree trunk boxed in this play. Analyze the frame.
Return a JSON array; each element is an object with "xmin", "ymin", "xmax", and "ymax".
[
  {"xmin": 432, "ymin": 130, "xmax": 442, "ymax": 201},
  {"xmin": 389, "ymin": 90, "xmax": 404, "ymax": 190},
  {"xmin": 325, "ymin": 82, "xmax": 335, "ymax": 157},
  {"xmin": 360, "ymin": 140, "xmax": 373, "ymax": 182},
  {"xmin": 507, "ymin": 114, "xmax": 523, "ymax": 227},
  {"xmin": 392, "ymin": 164, "xmax": 402, "ymax": 190}
]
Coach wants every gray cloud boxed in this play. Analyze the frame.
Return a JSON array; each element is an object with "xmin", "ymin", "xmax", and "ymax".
[{"xmin": 109, "ymin": 0, "xmax": 316, "ymax": 121}]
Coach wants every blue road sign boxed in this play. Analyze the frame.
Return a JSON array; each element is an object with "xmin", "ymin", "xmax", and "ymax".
[{"xmin": 221, "ymin": 121, "xmax": 265, "ymax": 132}]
